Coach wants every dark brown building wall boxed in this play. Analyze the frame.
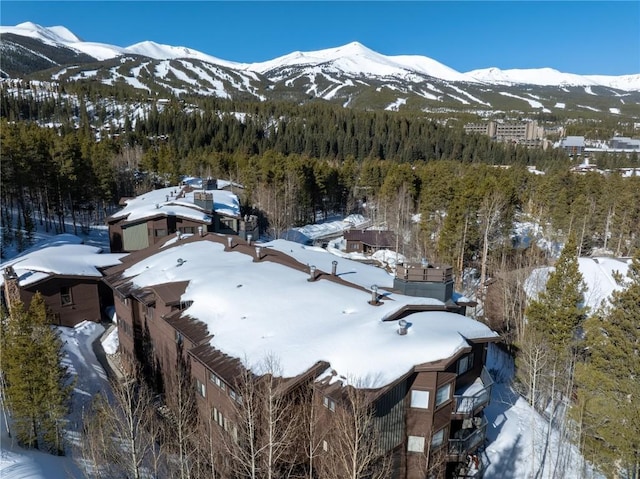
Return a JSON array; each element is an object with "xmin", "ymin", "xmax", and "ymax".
[
  {"xmin": 108, "ymin": 222, "xmax": 124, "ymax": 253},
  {"xmin": 22, "ymin": 277, "xmax": 102, "ymax": 327},
  {"xmin": 114, "ymin": 295, "xmax": 135, "ymax": 362}
]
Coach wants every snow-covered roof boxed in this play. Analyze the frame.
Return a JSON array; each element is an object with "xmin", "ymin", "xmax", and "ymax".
[
  {"xmin": 119, "ymin": 236, "xmax": 497, "ymax": 386},
  {"xmin": 109, "ymin": 185, "xmax": 240, "ymax": 224},
  {"xmin": 0, "ymin": 234, "xmax": 124, "ymax": 287},
  {"xmin": 282, "ymin": 214, "xmax": 369, "ymax": 243},
  {"xmin": 525, "ymin": 257, "xmax": 631, "ymax": 311},
  {"xmin": 561, "ymin": 136, "xmax": 585, "ymax": 148}
]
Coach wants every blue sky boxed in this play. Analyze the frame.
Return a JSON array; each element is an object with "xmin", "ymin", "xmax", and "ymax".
[{"xmin": 2, "ymin": 1, "xmax": 639, "ymax": 75}]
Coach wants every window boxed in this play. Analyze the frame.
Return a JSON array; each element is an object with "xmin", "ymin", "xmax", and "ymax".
[
  {"xmin": 145, "ymin": 303, "xmax": 155, "ymax": 319},
  {"xmin": 410, "ymin": 390, "xmax": 430, "ymax": 409},
  {"xmin": 196, "ymin": 379, "xmax": 206, "ymax": 398},
  {"xmin": 213, "ymin": 408, "xmax": 224, "ymax": 428},
  {"xmin": 154, "ymin": 228, "xmax": 167, "ymax": 237},
  {"xmin": 180, "ymin": 226, "xmax": 195, "ymax": 234},
  {"xmin": 407, "ymin": 435, "xmax": 426, "ymax": 453},
  {"xmin": 229, "ymin": 389, "xmax": 237, "ymax": 401},
  {"xmin": 457, "ymin": 353, "xmax": 475, "ymax": 375},
  {"xmin": 435, "ymin": 383, "xmax": 452, "ymax": 407},
  {"xmin": 431, "ymin": 427, "xmax": 447, "ymax": 450},
  {"xmin": 220, "ymin": 218, "xmax": 235, "ymax": 230},
  {"xmin": 60, "ymin": 286, "xmax": 73, "ymax": 306},
  {"xmin": 210, "ymin": 372, "xmax": 227, "ymax": 391},
  {"xmin": 323, "ymin": 396, "xmax": 336, "ymax": 412}
]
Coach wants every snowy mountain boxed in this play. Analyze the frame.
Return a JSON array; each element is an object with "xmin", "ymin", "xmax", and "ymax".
[
  {"xmin": 1, "ymin": 22, "xmax": 639, "ymax": 116},
  {"xmin": 466, "ymin": 66, "xmax": 640, "ymax": 91},
  {"xmin": 245, "ymin": 41, "xmax": 477, "ymax": 83}
]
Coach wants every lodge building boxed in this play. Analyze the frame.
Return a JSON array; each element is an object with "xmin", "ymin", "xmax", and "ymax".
[{"xmin": 103, "ymin": 232, "xmax": 499, "ymax": 478}]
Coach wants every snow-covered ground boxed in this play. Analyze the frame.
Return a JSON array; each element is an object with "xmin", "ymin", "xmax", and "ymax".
[
  {"xmin": 0, "ymin": 213, "xmax": 606, "ymax": 479},
  {"xmin": 1, "ymin": 321, "xmax": 109, "ymax": 479}
]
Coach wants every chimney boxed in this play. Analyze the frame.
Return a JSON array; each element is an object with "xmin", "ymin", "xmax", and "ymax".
[
  {"xmin": 331, "ymin": 260, "xmax": 338, "ymax": 276},
  {"xmin": 255, "ymin": 246, "xmax": 262, "ymax": 260},
  {"xmin": 2, "ymin": 266, "xmax": 21, "ymax": 311},
  {"xmin": 308, "ymin": 265, "xmax": 317, "ymax": 282},
  {"xmin": 369, "ymin": 284, "xmax": 379, "ymax": 305},
  {"xmin": 397, "ymin": 319, "xmax": 408, "ymax": 335}
]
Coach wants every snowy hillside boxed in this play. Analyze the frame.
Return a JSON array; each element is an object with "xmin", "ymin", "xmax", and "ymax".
[
  {"xmin": 2, "ymin": 22, "xmax": 638, "ymax": 91},
  {"xmin": 2, "ymin": 22, "xmax": 639, "ymax": 117},
  {"xmin": 0, "ymin": 21, "xmax": 123, "ymax": 60},
  {"xmin": 246, "ymin": 41, "xmax": 477, "ymax": 83},
  {"xmin": 466, "ymin": 66, "xmax": 640, "ymax": 91}
]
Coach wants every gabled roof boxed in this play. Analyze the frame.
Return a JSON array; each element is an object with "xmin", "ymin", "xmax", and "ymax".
[{"xmin": 104, "ymin": 234, "xmax": 498, "ymax": 387}]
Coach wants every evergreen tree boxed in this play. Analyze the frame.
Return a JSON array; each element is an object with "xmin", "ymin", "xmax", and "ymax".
[
  {"xmin": 1, "ymin": 294, "xmax": 72, "ymax": 454},
  {"xmin": 574, "ymin": 252, "xmax": 640, "ymax": 478},
  {"xmin": 525, "ymin": 235, "xmax": 587, "ymax": 356}
]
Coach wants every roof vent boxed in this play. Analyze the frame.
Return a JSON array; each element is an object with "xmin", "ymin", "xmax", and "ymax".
[
  {"xmin": 227, "ymin": 236, "xmax": 233, "ymax": 249},
  {"xmin": 331, "ymin": 260, "xmax": 338, "ymax": 276},
  {"xmin": 176, "ymin": 231, "xmax": 182, "ymax": 240},
  {"xmin": 247, "ymin": 234, "xmax": 252, "ymax": 246},
  {"xmin": 198, "ymin": 226, "xmax": 204, "ymax": 237},
  {"xmin": 308, "ymin": 265, "xmax": 317, "ymax": 282},
  {"xmin": 177, "ymin": 258, "xmax": 185, "ymax": 267},
  {"xmin": 398, "ymin": 319, "xmax": 408, "ymax": 335},
  {"xmin": 155, "ymin": 203, "xmax": 160, "ymax": 209},
  {"xmin": 369, "ymin": 284, "xmax": 380, "ymax": 305},
  {"xmin": 255, "ymin": 246, "xmax": 262, "ymax": 260}
]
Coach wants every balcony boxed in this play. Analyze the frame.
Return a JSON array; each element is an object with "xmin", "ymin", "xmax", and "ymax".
[
  {"xmin": 452, "ymin": 367, "xmax": 494, "ymax": 419},
  {"xmin": 395, "ymin": 263, "xmax": 453, "ymax": 283},
  {"xmin": 448, "ymin": 415, "xmax": 488, "ymax": 458}
]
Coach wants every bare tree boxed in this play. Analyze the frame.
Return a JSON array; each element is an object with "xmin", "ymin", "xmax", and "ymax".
[
  {"xmin": 164, "ymin": 346, "xmax": 200, "ymax": 479},
  {"xmin": 477, "ymin": 191, "xmax": 507, "ymax": 310},
  {"xmin": 220, "ymin": 355, "xmax": 298, "ymax": 479},
  {"xmin": 318, "ymin": 379, "xmax": 391, "ymax": 479},
  {"xmin": 77, "ymin": 360, "xmax": 161, "ymax": 479},
  {"xmin": 299, "ymin": 383, "xmax": 329, "ymax": 479}
]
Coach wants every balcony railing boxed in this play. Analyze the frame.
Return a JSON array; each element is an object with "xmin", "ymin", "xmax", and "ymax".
[
  {"xmin": 453, "ymin": 367, "xmax": 494, "ymax": 417},
  {"xmin": 449, "ymin": 415, "xmax": 488, "ymax": 457},
  {"xmin": 395, "ymin": 263, "xmax": 453, "ymax": 283}
]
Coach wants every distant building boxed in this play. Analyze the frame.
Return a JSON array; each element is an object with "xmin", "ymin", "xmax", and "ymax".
[
  {"xmin": 344, "ymin": 229, "xmax": 396, "ymax": 254},
  {"xmin": 609, "ymin": 137, "xmax": 640, "ymax": 151},
  {"xmin": 558, "ymin": 136, "xmax": 585, "ymax": 156},
  {"xmin": 464, "ymin": 120, "xmax": 544, "ymax": 144},
  {"xmin": 106, "ymin": 179, "xmax": 258, "ymax": 253}
]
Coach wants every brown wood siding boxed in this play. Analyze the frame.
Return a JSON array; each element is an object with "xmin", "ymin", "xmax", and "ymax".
[{"xmin": 22, "ymin": 277, "xmax": 102, "ymax": 327}]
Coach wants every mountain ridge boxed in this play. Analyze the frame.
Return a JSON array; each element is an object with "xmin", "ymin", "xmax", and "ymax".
[
  {"xmin": 2, "ymin": 22, "xmax": 638, "ymax": 90},
  {"xmin": 1, "ymin": 22, "xmax": 639, "ymax": 119}
]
